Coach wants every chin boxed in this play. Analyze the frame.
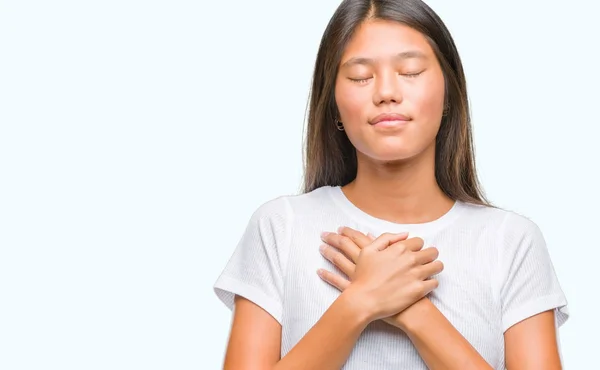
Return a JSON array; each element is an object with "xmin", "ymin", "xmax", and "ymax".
[
  {"xmin": 350, "ymin": 135, "xmax": 435, "ymax": 164},
  {"xmin": 360, "ymin": 148, "xmax": 421, "ymax": 163}
]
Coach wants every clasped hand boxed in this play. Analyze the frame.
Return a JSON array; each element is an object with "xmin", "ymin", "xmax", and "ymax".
[{"xmin": 318, "ymin": 227, "xmax": 443, "ymax": 329}]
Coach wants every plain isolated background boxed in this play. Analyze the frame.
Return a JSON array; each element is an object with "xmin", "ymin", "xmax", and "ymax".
[{"xmin": 1, "ymin": 0, "xmax": 598, "ymax": 369}]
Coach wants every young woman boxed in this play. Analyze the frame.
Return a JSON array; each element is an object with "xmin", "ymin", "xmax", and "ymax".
[{"xmin": 213, "ymin": 0, "xmax": 569, "ymax": 369}]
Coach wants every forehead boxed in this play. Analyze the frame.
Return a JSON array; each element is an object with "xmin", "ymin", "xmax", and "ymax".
[{"xmin": 341, "ymin": 19, "xmax": 434, "ymax": 61}]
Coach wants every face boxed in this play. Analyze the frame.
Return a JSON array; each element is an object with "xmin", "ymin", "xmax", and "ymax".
[{"xmin": 334, "ymin": 20, "xmax": 446, "ymax": 163}]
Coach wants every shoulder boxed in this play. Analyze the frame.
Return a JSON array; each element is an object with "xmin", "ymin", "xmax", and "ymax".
[
  {"xmin": 247, "ymin": 186, "xmax": 334, "ymax": 230},
  {"xmin": 486, "ymin": 205, "xmax": 544, "ymax": 244},
  {"xmin": 250, "ymin": 195, "xmax": 292, "ymax": 221},
  {"xmin": 458, "ymin": 201, "xmax": 542, "ymax": 237},
  {"xmin": 254, "ymin": 186, "xmax": 334, "ymax": 218},
  {"xmin": 285, "ymin": 185, "xmax": 334, "ymax": 210},
  {"xmin": 461, "ymin": 204, "xmax": 549, "ymax": 263}
]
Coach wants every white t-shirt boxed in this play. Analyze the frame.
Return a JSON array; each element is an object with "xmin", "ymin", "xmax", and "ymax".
[{"xmin": 214, "ymin": 186, "xmax": 569, "ymax": 369}]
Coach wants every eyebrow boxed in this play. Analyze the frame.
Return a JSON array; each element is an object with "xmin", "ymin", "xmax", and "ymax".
[{"xmin": 340, "ymin": 50, "xmax": 427, "ymax": 69}]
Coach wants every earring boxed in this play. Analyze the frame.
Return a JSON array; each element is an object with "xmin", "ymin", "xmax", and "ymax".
[{"xmin": 335, "ymin": 119, "xmax": 345, "ymax": 131}]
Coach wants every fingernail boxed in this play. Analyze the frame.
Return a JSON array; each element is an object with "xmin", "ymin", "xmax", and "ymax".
[
  {"xmin": 320, "ymin": 232, "xmax": 330, "ymax": 239},
  {"xmin": 319, "ymin": 244, "xmax": 326, "ymax": 253},
  {"xmin": 337, "ymin": 226, "xmax": 344, "ymax": 233}
]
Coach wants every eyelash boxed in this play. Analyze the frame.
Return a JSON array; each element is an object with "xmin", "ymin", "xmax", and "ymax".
[
  {"xmin": 349, "ymin": 78, "xmax": 371, "ymax": 84},
  {"xmin": 403, "ymin": 71, "xmax": 423, "ymax": 78},
  {"xmin": 349, "ymin": 71, "xmax": 424, "ymax": 84}
]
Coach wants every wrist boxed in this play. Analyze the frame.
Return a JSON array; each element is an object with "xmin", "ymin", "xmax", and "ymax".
[
  {"xmin": 340, "ymin": 286, "xmax": 377, "ymax": 326},
  {"xmin": 396, "ymin": 297, "xmax": 435, "ymax": 333}
]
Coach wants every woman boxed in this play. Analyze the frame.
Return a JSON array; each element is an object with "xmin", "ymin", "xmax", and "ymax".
[{"xmin": 213, "ymin": 0, "xmax": 569, "ymax": 368}]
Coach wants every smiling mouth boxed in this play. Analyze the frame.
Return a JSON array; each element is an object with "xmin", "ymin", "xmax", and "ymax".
[
  {"xmin": 369, "ymin": 112, "xmax": 411, "ymax": 125},
  {"xmin": 371, "ymin": 120, "xmax": 410, "ymax": 129},
  {"xmin": 369, "ymin": 113, "xmax": 411, "ymax": 129}
]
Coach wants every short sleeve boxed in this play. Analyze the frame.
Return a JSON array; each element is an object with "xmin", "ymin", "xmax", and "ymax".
[
  {"xmin": 497, "ymin": 213, "xmax": 569, "ymax": 333},
  {"xmin": 213, "ymin": 197, "xmax": 292, "ymax": 324}
]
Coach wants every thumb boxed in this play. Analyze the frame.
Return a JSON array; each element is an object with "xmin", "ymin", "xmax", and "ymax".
[
  {"xmin": 367, "ymin": 232, "xmax": 409, "ymax": 242},
  {"xmin": 366, "ymin": 232, "xmax": 409, "ymax": 251}
]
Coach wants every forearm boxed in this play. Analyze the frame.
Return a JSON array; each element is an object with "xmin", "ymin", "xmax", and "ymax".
[
  {"xmin": 399, "ymin": 299, "xmax": 492, "ymax": 370},
  {"xmin": 273, "ymin": 288, "xmax": 371, "ymax": 370}
]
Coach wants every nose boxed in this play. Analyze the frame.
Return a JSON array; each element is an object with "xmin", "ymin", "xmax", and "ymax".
[{"xmin": 372, "ymin": 71, "xmax": 403, "ymax": 106}]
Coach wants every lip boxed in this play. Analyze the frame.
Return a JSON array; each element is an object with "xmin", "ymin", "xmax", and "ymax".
[{"xmin": 369, "ymin": 113, "xmax": 411, "ymax": 125}]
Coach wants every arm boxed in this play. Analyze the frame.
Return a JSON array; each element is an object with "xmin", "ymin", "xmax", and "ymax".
[
  {"xmin": 504, "ymin": 310, "xmax": 561, "ymax": 369},
  {"xmin": 393, "ymin": 300, "xmax": 563, "ymax": 370},
  {"xmin": 224, "ymin": 291, "xmax": 369, "ymax": 370},
  {"xmin": 498, "ymin": 213, "xmax": 567, "ymax": 369},
  {"xmin": 224, "ymin": 291, "xmax": 370, "ymax": 370},
  {"xmin": 395, "ymin": 298, "xmax": 492, "ymax": 370},
  {"xmin": 394, "ymin": 301, "xmax": 562, "ymax": 370},
  {"xmin": 274, "ymin": 288, "xmax": 370, "ymax": 370}
]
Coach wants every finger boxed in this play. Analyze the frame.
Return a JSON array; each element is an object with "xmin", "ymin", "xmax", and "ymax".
[
  {"xmin": 368, "ymin": 232, "xmax": 409, "ymax": 246},
  {"xmin": 319, "ymin": 244, "xmax": 356, "ymax": 278},
  {"xmin": 321, "ymin": 232, "xmax": 360, "ymax": 262},
  {"xmin": 367, "ymin": 232, "xmax": 410, "ymax": 251},
  {"xmin": 317, "ymin": 269, "xmax": 350, "ymax": 292},
  {"xmin": 420, "ymin": 278, "xmax": 439, "ymax": 295},
  {"xmin": 338, "ymin": 226, "xmax": 371, "ymax": 249},
  {"xmin": 414, "ymin": 246, "xmax": 439, "ymax": 265},
  {"xmin": 389, "ymin": 236, "xmax": 424, "ymax": 253},
  {"xmin": 415, "ymin": 260, "xmax": 444, "ymax": 280}
]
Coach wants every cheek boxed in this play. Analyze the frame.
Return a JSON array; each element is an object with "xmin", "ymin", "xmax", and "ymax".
[
  {"xmin": 335, "ymin": 84, "xmax": 368, "ymax": 122},
  {"xmin": 410, "ymin": 75, "xmax": 445, "ymax": 122}
]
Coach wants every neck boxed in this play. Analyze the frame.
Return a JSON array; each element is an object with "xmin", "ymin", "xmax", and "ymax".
[{"xmin": 342, "ymin": 147, "xmax": 454, "ymax": 224}]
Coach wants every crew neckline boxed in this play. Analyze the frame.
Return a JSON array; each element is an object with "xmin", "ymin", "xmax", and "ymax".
[{"xmin": 327, "ymin": 185, "xmax": 465, "ymax": 235}]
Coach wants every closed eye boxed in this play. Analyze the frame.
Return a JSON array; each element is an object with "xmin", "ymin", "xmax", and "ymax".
[
  {"xmin": 349, "ymin": 70, "xmax": 424, "ymax": 83},
  {"xmin": 401, "ymin": 71, "xmax": 424, "ymax": 78},
  {"xmin": 348, "ymin": 77, "xmax": 372, "ymax": 84}
]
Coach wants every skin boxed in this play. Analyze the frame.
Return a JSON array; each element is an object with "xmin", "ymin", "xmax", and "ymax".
[
  {"xmin": 223, "ymin": 19, "xmax": 562, "ymax": 369},
  {"xmin": 334, "ymin": 19, "xmax": 454, "ymax": 225}
]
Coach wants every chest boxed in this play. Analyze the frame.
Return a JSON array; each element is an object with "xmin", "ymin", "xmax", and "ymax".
[{"xmin": 279, "ymin": 228, "xmax": 506, "ymax": 368}]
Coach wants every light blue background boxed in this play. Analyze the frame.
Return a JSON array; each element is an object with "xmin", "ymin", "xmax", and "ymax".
[{"xmin": 1, "ymin": 0, "xmax": 597, "ymax": 368}]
